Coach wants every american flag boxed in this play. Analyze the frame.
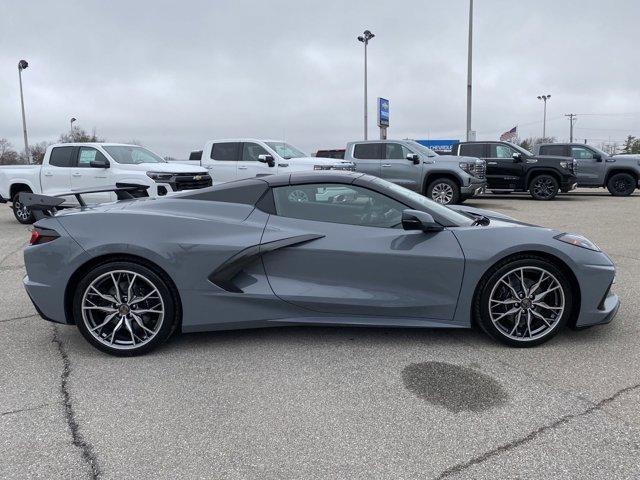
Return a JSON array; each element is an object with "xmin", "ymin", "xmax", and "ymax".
[{"xmin": 500, "ymin": 126, "xmax": 518, "ymax": 142}]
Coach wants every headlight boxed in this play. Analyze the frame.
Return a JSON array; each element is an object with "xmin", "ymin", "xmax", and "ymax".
[
  {"xmin": 554, "ymin": 233, "xmax": 600, "ymax": 251},
  {"xmin": 146, "ymin": 171, "xmax": 174, "ymax": 182},
  {"xmin": 459, "ymin": 162, "xmax": 473, "ymax": 173},
  {"xmin": 314, "ymin": 165, "xmax": 333, "ymax": 170}
]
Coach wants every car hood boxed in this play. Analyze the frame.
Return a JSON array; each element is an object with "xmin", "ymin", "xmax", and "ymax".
[
  {"xmin": 113, "ymin": 162, "xmax": 208, "ymax": 173},
  {"xmin": 534, "ymin": 155, "xmax": 573, "ymax": 161},
  {"xmin": 285, "ymin": 156, "xmax": 351, "ymax": 166},
  {"xmin": 435, "ymin": 155, "xmax": 483, "ymax": 164}
]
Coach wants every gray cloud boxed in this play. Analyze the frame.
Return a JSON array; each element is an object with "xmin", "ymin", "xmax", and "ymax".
[{"xmin": 1, "ymin": 0, "xmax": 638, "ymax": 157}]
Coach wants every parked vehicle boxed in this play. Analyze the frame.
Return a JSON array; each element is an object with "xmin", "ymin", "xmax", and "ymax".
[
  {"xmin": 534, "ymin": 143, "xmax": 640, "ymax": 196},
  {"xmin": 315, "ymin": 149, "xmax": 346, "ymax": 159},
  {"xmin": 0, "ymin": 143, "xmax": 211, "ymax": 224},
  {"xmin": 451, "ymin": 141, "xmax": 578, "ymax": 200},
  {"xmin": 22, "ymin": 171, "xmax": 618, "ymax": 356},
  {"xmin": 343, "ymin": 139, "xmax": 486, "ymax": 205},
  {"xmin": 172, "ymin": 139, "xmax": 354, "ymax": 182}
]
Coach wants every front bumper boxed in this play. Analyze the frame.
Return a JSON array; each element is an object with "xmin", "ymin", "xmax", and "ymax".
[
  {"xmin": 560, "ymin": 176, "xmax": 578, "ymax": 192},
  {"xmin": 574, "ymin": 258, "xmax": 619, "ymax": 328},
  {"xmin": 461, "ymin": 178, "xmax": 487, "ymax": 198}
]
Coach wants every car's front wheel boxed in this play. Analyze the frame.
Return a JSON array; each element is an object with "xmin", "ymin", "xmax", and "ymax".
[
  {"xmin": 475, "ymin": 255, "xmax": 573, "ymax": 347},
  {"xmin": 607, "ymin": 172, "xmax": 636, "ymax": 196},
  {"xmin": 529, "ymin": 174, "xmax": 559, "ymax": 200},
  {"xmin": 73, "ymin": 261, "xmax": 180, "ymax": 356},
  {"xmin": 12, "ymin": 193, "xmax": 35, "ymax": 224},
  {"xmin": 426, "ymin": 178, "xmax": 460, "ymax": 205}
]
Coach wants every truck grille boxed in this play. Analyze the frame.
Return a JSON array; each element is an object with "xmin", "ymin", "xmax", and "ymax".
[
  {"xmin": 173, "ymin": 173, "xmax": 213, "ymax": 191},
  {"xmin": 474, "ymin": 161, "xmax": 486, "ymax": 179}
]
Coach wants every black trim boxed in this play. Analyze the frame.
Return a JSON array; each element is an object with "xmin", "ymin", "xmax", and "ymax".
[
  {"xmin": 208, "ymin": 234, "xmax": 325, "ymax": 293},
  {"xmin": 0, "ymin": 194, "xmax": 6, "ymax": 204}
]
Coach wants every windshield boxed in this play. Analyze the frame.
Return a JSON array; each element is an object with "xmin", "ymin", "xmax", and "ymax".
[
  {"xmin": 103, "ymin": 146, "xmax": 166, "ymax": 164},
  {"xmin": 406, "ymin": 140, "xmax": 439, "ymax": 157},
  {"xmin": 505, "ymin": 142, "xmax": 533, "ymax": 156},
  {"xmin": 265, "ymin": 142, "xmax": 307, "ymax": 159},
  {"xmin": 371, "ymin": 178, "xmax": 475, "ymax": 226}
]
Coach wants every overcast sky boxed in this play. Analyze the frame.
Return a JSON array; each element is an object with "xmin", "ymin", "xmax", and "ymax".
[{"xmin": 1, "ymin": 0, "xmax": 639, "ymax": 157}]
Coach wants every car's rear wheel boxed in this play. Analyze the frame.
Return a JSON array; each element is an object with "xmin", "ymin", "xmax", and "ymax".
[
  {"xmin": 475, "ymin": 255, "xmax": 573, "ymax": 347},
  {"xmin": 426, "ymin": 178, "xmax": 460, "ymax": 205},
  {"xmin": 529, "ymin": 174, "xmax": 559, "ymax": 200},
  {"xmin": 12, "ymin": 193, "xmax": 35, "ymax": 224},
  {"xmin": 73, "ymin": 261, "xmax": 179, "ymax": 356},
  {"xmin": 607, "ymin": 173, "xmax": 636, "ymax": 196}
]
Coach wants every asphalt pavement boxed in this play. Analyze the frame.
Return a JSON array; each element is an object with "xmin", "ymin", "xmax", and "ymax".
[{"xmin": 1, "ymin": 189, "xmax": 639, "ymax": 479}]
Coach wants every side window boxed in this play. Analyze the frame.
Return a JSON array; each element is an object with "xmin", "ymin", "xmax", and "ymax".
[
  {"xmin": 459, "ymin": 143, "xmax": 486, "ymax": 158},
  {"xmin": 539, "ymin": 145, "xmax": 566, "ymax": 156},
  {"xmin": 272, "ymin": 183, "xmax": 406, "ymax": 228},
  {"xmin": 241, "ymin": 142, "xmax": 269, "ymax": 162},
  {"xmin": 491, "ymin": 144, "xmax": 516, "ymax": 158},
  {"xmin": 77, "ymin": 147, "xmax": 108, "ymax": 167},
  {"xmin": 570, "ymin": 147, "xmax": 595, "ymax": 159},
  {"xmin": 211, "ymin": 142, "xmax": 239, "ymax": 161},
  {"xmin": 48, "ymin": 146, "xmax": 75, "ymax": 167},
  {"xmin": 353, "ymin": 143, "xmax": 382, "ymax": 159},
  {"xmin": 385, "ymin": 143, "xmax": 411, "ymax": 160}
]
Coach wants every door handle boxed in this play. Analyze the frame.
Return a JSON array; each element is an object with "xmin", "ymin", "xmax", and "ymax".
[
  {"xmin": 94, "ymin": 175, "xmax": 107, "ymax": 179},
  {"xmin": 43, "ymin": 172, "xmax": 53, "ymax": 177},
  {"xmin": 238, "ymin": 166, "xmax": 248, "ymax": 170},
  {"xmin": 72, "ymin": 172, "xmax": 82, "ymax": 177},
  {"xmin": 487, "ymin": 161, "xmax": 497, "ymax": 165},
  {"xmin": 381, "ymin": 164, "xmax": 392, "ymax": 167}
]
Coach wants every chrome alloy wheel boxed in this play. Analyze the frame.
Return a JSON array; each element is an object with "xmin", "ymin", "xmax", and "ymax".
[
  {"xmin": 488, "ymin": 266, "xmax": 565, "ymax": 342},
  {"xmin": 431, "ymin": 183, "xmax": 454, "ymax": 204},
  {"xmin": 14, "ymin": 200, "xmax": 31, "ymax": 222},
  {"xmin": 288, "ymin": 189, "xmax": 309, "ymax": 203},
  {"xmin": 532, "ymin": 177, "xmax": 556, "ymax": 199},
  {"xmin": 81, "ymin": 270, "xmax": 165, "ymax": 350}
]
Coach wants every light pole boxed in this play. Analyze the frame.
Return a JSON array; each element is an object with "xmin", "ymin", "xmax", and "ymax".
[
  {"xmin": 466, "ymin": 0, "xmax": 473, "ymax": 141},
  {"xmin": 18, "ymin": 60, "xmax": 30, "ymax": 164},
  {"xmin": 70, "ymin": 117, "xmax": 77, "ymax": 136},
  {"xmin": 537, "ymin": 94, "xmax": 551, "ymax": 139},
  {"xmin": 357, "ymin": 29, "xmax": 375, "ymax": 140}
]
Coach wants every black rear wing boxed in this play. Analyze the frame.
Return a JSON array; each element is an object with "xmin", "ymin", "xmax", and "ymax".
[{"xmin": 19, "ymin": 183, "xmax": 150, "ymax": 221}]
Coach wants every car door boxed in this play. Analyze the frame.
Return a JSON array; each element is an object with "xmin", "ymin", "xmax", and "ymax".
[
  {"xmin": 351, "ymin": 143, "xmax": 382, "ymax": 177},
  {"xmin": 570, "ymin": 146, "xmax": 603, "ymax": 186},
  {"xmin": 486, "ymin": 143, "xmax": 525, "ymax": 189},
  {"xmin": 40, "ymin": 146, "xmax": 74, "ymax": 196},
  {"xmin": 204, "ymin": 142, "xmax": 239, "ymax": 183},
  {"xmin": 238, "ymin": 142, "xmax": 275, "ymax": 178},
  {"xmin": 70, "ymin": 146, "xmax": 114, "ymax": 204},
  {"xmin": 261, "ymin": 183, "xmax": 465, "ymax": 320},
  {"xmin": 379, "ymin": 142, "xmax": 422, "ymax": 191}
]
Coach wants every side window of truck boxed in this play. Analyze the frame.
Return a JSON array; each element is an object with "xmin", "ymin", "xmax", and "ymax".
[
  {"xmin": 49, "ymin": 146, "xmax": 75, "ymax": 167},
  {"xmin": 385, "ymin": 143, "xmax": 411, "ymax": 160},
  {"xmin": 77, "ymin": 147, "xmax": 109, "ymax": 167},
  {"xmin": 539, "ymin": 145, "xmax": 566, "ymax": 156},
  {"xmin": 570, "ymin": 147, "xmax": 595, "ymax": 159},
  {"xmin": 353, "ymin": 143, "xmax": 382, "ymax": 159},
  {"xmin": 211, "ymin": 142, "xmax": 239, "ymax": 161},
  {"xmin": 492, "ymin": 144, "xmax": 516, "ymax": 158},
  {"xmin": 241, "ymin": 143, "xmax": 269, "ymax": 162},
  {"xmin": 459, "ymin": 143, "xmax": 485, "ymax": 158}
]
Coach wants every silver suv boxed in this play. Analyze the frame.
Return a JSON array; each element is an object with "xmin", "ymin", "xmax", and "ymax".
[{"xmin": 343, "ymin": 139, "xmax": 486, "ymax": 204}]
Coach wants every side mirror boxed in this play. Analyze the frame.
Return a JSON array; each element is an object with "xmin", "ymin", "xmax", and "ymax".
[
  {"xmin": 406, "ymin": 153, "xmax": 420, "ymax": 164},
  {"xmin": 258, "ymin": 154, "xmax": 275, "ymax": 167},
  {"xmin": 90, "ymin": 158, "xmax": 110, "ymax": 168},
  {"xmin": 593, "ymin": 153, "xmax": 602, "ymax": 162},
  {"xmin": 401, "ymin": 209, "xmax": 444, "ymax": 233},
  {"xmin": 512, "ymin": 152, "xmax": 522, "ymax": 162}
]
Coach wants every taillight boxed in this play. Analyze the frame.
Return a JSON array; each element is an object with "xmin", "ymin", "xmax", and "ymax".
[{"xmin": 29, "ymin": 227, "xmax": 59, "ymax": 245}]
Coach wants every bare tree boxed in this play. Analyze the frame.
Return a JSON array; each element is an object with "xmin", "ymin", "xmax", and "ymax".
[
  {"xmin": 25, "ymin": 142, "xmax": 51, "ymax": 165},
  {"xmin": 0, "ymin": 138, "xmax": 21, "ymax": 165},
  {"xmin": 59, "ymin": 126, "xmax": 104, "ymax": 143}
]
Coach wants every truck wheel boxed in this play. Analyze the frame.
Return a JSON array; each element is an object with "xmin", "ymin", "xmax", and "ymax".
[
  {"xmin": 607, "ymin": 173, "xmax": 636, "ymax": 196},
  {"xmin": 12, "ymin": 193, "xmax": 35, "ymax": 224},
  {"xmin": 426, "ymin": 178, "xmax": 460, "ymax": 205},
  {"xmin": 529, "ymin": 175, "xmax": 559, "ymax": 201}
]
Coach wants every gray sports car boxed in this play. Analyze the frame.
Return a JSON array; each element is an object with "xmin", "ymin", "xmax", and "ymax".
[{"xmin": 21, "ymin": 171, "xmax": 619, "ymax": 356}]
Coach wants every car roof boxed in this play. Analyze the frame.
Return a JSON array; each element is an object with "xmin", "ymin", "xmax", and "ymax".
[
  {"xmin": 48, "ymin": 142, "xmax": 142, "ymax": 148},
  {"xmin": 261, "ymin": 171, "xmax": 365, "ymax": 186}
]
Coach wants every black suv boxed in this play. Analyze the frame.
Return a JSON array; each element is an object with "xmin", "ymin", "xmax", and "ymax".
[{"xmin": 451, "ymin": 141, "xmax": 578, "ymax": 200}]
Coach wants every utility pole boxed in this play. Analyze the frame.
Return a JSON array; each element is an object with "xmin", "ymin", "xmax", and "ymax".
[
  {"xmin": 466, "ymin": 0, "xmax": 473, "ymax": 141},
  {"xmin": 18, "ymin": 60, "xmax": 30, "ymax": 164},
  {"xmin": 70, "ymin": 117, "xmax": 77, "ymax": 136},
  {"xmin": 537, "ymin": 94, "xmax": 551, "ymax": 139},
  {"xmin": 565, "ymin": 114, "xmax": 577, "ymax": 142},
  {"xmin": 357, "ymin": 30, "xmax": 375, "ymax": 140}
]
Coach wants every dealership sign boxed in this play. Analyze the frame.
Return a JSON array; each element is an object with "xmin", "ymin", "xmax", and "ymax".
[
  {"xmin": 377, "ymin": 97, "xmax": 389, "ymax": 127},
  {"xmin": 416, "ymin": 139, "xmax": 459, "ymax": 154}
]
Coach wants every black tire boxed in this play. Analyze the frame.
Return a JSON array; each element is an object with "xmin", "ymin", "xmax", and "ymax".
[
  {"xmin": 73, "ymin": 261, "xmax": 180, "ymax": 356},
  {"xmin": 426, "ymin": 178, "xmax": 461, "ymax": 205},
  {"xmin": 606, "ymin": 173, "xmax": 636, "ymax": 196},
  {"xmin": 12, "ymin": 193, "xmax": 35, "ymax": 224},
  {"xmin": 474, "ymin": 255, "xmax": 573, "ymax": 347},
  {"xmin": 529, "ymin": 174, "xmax": 559, "ymax": 200}
]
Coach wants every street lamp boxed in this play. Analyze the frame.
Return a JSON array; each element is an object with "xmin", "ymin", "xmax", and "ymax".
[
  {"xmin": 537, "ymin": 94, "xmax": 551, "ymax": 139},
  {"xmin": 18, "ymin": 59, "xmax": 30, "ymax": 164},
  {"xmin": 357, "ymin": 29, "xmax": 375, "ymax": 140},
  {"xmin": 70, "ymin": 117, "xmax": 77, "ymax": 135}
]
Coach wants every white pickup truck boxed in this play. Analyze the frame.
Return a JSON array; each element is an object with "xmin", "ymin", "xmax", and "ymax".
[
  {"xmin": 0, "ymin": 143, "xmax": 211, "ymax": 223},
  {"xmin": 172, "ymin": 138, "xmax": 355, "ymax": 182}
]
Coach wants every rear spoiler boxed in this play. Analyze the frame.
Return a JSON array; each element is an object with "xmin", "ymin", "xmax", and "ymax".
[{"xmin": 19, "ymin": 183, "xmax": 150, "ymax": 221}]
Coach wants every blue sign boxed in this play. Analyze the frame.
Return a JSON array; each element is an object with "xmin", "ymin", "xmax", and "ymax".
[
  {"xmin": 378, "ymin": 97, "xmax": 389, "ymax": 127},
  {"xmin": 416, "ymin": 139, "xmax": 459, "ymax": 154}
]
